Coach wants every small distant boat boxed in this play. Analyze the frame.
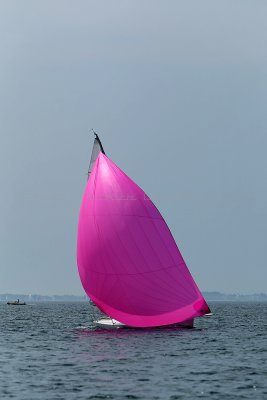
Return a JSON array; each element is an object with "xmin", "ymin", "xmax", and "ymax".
[{"xmin": 7, "ymin": 299, "xmax": 26, "ymax": 305}]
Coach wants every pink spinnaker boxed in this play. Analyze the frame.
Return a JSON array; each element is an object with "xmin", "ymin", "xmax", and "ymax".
[{"xmin": 77, "ymin": 148, "xmax": 210, "ymax": 327}]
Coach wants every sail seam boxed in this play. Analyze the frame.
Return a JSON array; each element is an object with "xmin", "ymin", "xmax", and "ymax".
[
  {"xmin": 91, "ymin": 214, "xmax": 163, "ymax": 219},
  {"xmin": 88, "ymin": 263, "xmax": 185, "ymax": 276}
]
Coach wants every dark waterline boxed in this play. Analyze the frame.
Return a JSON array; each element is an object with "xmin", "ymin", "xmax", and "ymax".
[{"xmin": 0, "ymin": 302, "xmax": 266, "ymax": 399}]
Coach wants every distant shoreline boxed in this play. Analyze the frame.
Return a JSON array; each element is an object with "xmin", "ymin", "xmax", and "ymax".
[{"xmin": 0, "ymin": 292, "xmax": 267, "ymax": 302}]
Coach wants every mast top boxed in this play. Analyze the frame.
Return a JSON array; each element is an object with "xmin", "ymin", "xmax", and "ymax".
[{"xmin": 91, "ymin": 129, "xmax": 105, "ymax": 154}]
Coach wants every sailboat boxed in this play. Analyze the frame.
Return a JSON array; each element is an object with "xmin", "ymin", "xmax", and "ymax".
[
  {"xmin": 77, "ymin": 133, "xmax": 210, "ymax": 328},
  {"xmin": 7, "ymin": 299, "xmax": 26, "ymax": 305}
]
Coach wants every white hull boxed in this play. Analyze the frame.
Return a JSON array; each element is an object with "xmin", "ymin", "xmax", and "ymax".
[
  {"xmin": 94, "ymin": 318, "xmax": 194, "ymax": 329},
  {"xmin": 94, "ymin": 318, "xmax": 127, "ymax": 329}
]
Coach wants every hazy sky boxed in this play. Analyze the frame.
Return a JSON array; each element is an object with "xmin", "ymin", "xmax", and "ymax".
[{"xmin": 1, "ymin": 1, "xmax": 267, "ymax": 295}]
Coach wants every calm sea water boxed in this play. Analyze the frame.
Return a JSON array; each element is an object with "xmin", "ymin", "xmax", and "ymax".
[{"xmin": 0, "ymin": 302, "xmax": 266, "ymax": 400}]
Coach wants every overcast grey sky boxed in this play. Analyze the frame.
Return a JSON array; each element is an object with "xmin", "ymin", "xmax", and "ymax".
[{"xmin": 1, "ymin": 1, "xmax": 266, "ymax": 295}]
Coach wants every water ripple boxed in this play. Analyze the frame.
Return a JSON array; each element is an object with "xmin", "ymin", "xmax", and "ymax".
[{"xmin": 0, "ymin": 302, "xmax": 266, "ymax": 399}]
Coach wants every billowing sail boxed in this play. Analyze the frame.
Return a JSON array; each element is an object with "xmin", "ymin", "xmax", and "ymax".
[{"xmin": 77, "ymin": 150, "xmax": 210, "ymax": 327}]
